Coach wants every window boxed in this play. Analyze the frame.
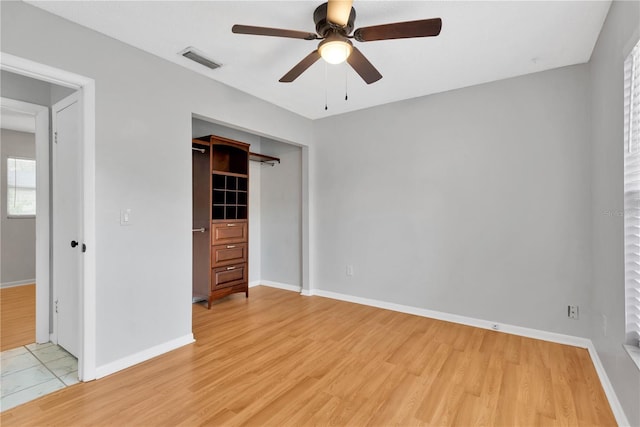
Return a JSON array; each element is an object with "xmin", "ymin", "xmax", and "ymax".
[
  {"xmin": 624, "ymin": 39, "xmax": 640, "ymax": 347},
  {"xmin": 6, "ymin": 157, "xmax": 36, "ymax": 217}
]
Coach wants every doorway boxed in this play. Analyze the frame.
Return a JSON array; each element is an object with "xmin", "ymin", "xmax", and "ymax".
[
  {"xmin": 0, "ymin": 97, "xmax": 48, "ymax": 349},
  {"xmin": 1, "ymin": 52, "xmax": 97, "ymax": 381},
  {"xmin": 0, "ymin": 94, "xmax": 82, "ymax": 411},
  {"xmin": 1, "ymin": 89, "xmax": 81, "ymax": 357}
]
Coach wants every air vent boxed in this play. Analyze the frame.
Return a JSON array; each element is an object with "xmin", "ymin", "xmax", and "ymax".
[{"xmin": 180, "ymin": 47, "xmax": 221, "ymax": 70}]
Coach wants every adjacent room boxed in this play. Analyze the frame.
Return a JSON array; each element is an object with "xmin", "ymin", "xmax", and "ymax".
[
  {"xmin": 1, "ymin": 0, "xmax": 639, "ymax": 425},
  {"xmin": 1, "ymin": 71, "xmax": 81, "ymax": 410}
]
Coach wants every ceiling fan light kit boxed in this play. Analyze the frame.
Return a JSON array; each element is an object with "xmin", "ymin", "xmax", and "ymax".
[
  {"xmin": 232, "ymin": 0, "xmax": 442, "ymax": 86},
  {"xmin": 318, "ymin": 35, "xmax": 353, "ymax": 64}
]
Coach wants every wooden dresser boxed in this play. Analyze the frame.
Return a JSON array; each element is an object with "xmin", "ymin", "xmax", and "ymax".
[{"xmin": 192, "ymin": 135, "xmax": 249, "ymax": 309}]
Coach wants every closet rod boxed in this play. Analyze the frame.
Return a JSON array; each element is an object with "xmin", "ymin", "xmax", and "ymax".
[
  {"xmin": 192, "ymin": 147, "xmax": 205, "ymax": 153},
  {"xmin": 249, "ymin": 151, "xmax": 280, "ymax": 166}
]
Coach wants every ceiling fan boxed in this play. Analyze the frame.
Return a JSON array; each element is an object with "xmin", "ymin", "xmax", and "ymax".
[{"xmin": 232, "ymin": 0, "xmax": 442, "ymax": 85}]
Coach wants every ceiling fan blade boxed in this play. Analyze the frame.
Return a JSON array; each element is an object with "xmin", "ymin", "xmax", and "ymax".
[
  {"xmin": 279, "ymin": 50, "xmax": 322, "ymax": 83},
  {"xmin": 232, "ymin": 24, "xmax": 318, "ymax": 40},
  {"xmin": 346, "ymin": 47, "xmax": 382, "ymax": 84},
  {"xmin": 327, "ymin": 0, "xmax": 353, "ymax": 27},
  {"xmin": 354, "ymin": 18, "xmax": 442, "ymax": 42}
]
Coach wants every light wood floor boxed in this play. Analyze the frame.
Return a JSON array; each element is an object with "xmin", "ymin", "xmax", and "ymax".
[
  {"xmin": 0, "ymin": 284, "xmax": 35, "ymax": 351},
  {"xmin": 1, "ymin": 286, "xmax": 616, "ymax": 426}
]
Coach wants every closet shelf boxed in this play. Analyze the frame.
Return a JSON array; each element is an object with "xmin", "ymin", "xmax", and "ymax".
[{"xmin": 249, "ymin": 152, "xmax": 280, "ymax": 166}]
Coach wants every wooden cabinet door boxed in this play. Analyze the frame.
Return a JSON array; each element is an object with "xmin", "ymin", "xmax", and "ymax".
[
  {"xmin": 211, "ymin": 221, "xmax": 248, "ymax": 245},
  {"xmin": 212, "ymin": 243, "xmax": 247, "ymax": 267},
  {"xmin": 212, "ymin": 264, "xmax": 247, "ymax": 290}
]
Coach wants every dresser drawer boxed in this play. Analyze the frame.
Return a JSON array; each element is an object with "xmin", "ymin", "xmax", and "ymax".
[
  {"xmin": 212, "ymin": 264, "xmax": 247, "ymax": 290},
  {"xmin": 212, "ymin": 243, "xmax": 247, "ymax": 267},
  {"xmin": 211, "ymin": 221, "xmax": 248, "ymax": 245}
]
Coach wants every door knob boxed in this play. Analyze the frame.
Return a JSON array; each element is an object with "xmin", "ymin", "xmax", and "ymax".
[{"xmin": 71, "ymin": 240, "xmax": 78, "ymax": 248}]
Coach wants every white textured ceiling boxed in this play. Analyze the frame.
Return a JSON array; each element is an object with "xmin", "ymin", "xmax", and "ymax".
[{"xmin": 27, "ymin": 1, "xmax": 611, "ymax": 120}]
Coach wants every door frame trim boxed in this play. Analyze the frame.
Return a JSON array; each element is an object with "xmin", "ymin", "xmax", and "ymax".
[
  {"xmin": 0, "ymin": 97, "xmax": 49, "ymax": 345},
  {"xmin": 1, "ymin": 52, "xmax": 97, "ymax": 381}
]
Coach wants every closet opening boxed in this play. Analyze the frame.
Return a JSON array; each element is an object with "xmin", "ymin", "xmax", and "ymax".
[{"xmin": 190, "ymin": 116, "xmax": 304, "ymax": 313}]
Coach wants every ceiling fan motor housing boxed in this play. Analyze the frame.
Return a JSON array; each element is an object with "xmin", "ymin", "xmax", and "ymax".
[{"xmin": 314, "ymin": 2, "xmax": 356, "ymax": 37}]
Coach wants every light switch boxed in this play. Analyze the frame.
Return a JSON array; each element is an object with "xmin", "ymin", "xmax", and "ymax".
[{"xmin": 120, "ymin": 208, "xmax": 132, "ymax": 226}]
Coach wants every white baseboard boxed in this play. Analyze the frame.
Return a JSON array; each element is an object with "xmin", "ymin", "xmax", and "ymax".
[
  {"xmin": 253, "ymin": 280, "xmax": 301, "ymax": 293},
  {"xmin": 95, "ymin": 334, "xmax": 194, "ymax": 379},
  {"xmin": 249, "ymin": 281, "xmax": 261, "ymax": 288},
  {"xmin": 1, "ymin": 279, "xmax": 35, "ymax": 288},
  {"xmin": 309, "ymin": 289, "xmax": 589, "ymax": 347},
  {"xmin": 300, "ymin": 288, "xmax": 313, "ymax": 296},
  {"xmin": 586, "ymin": 343, "xmax": 631, "ymax": 427},
  {"xmin": 304, "ymin": 288, "xmax": 628, "ymax": 425}
]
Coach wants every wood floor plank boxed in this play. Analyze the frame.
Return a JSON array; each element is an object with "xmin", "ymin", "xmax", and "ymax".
[
  {"xmin": 370, "ymin": 372, "xmax": 426, "ymax": 426},
  {"xmin": 280, "ymin": 391, "xmax": 334, "ymax": 427},
  {"xmin": 494, "ymin": 360, "xmax": 520, "ymax": 426},
  {"xmin": 451, "ymin": 392, "xmax": 485, "ymax": 426},
  {"xmin": 0, "ymin": 284, "xmax": 35, "ymax": 351},
  {"xmin": 0, "ymin": 286, "xmax": 617, "ymax": 426},
  {"xmin": 475, "ymin": 353, "xmax": 504, "ymax": 426}
]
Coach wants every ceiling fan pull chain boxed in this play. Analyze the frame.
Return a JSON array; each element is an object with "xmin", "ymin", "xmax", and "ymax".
[
  {"xmin": 345, "ymin": 62, "xmax": 349, "ymax": 101},
  {"xmin": 325, "ymin": 62, "xmax": 329, "ymax": 110}
]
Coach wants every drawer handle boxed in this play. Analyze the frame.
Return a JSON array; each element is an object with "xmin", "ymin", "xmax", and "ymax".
[
  {"xmin": 226, "ymin": 245, "xmax": 236, "ymax": 249},
  {"xmin": 227, "ymin": 224, "xmax": 236, "ymax": 227},
  {"xmin": 226, "ymin": 266, "xmax": 236, "ymax": 270},
  {"xmin": 192, "ymin": 228, "xmax": 205, "ymax": 233}
]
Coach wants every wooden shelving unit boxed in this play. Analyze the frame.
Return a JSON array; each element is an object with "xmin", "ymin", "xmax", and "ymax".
[
  {"xmin": 212, "ymin": 174, "xmax": 248, "ymax": 220},
  {"xmin": 192, "ymin": 134, "xmax": 250, "ymax": 308}
]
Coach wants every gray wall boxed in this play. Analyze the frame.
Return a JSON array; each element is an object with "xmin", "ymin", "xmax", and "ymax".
[
  {"xmin": 2, "ymin": 1, "xmax": 313, "ymax": 367},
  {"xmin": 313, "ymin": 64, "xmax": 592, "ymax": 339},
  {"xmin": 589, "ymin": 1, "xmax": 640, "ymax": 425},
  {"xmin": 260, "ymin": 139, "xmax": 302, "ymax": 287},
  {"xmin": 1, "ymin": 70, "xmax": 75, "ymax": 105},
  {"xmin": 0, "ymin": 129, "xmax": 36, "ymax": 285},
  {"xmin": 2, "ymin": 71, "xmax": 51, "ymax": 106}
]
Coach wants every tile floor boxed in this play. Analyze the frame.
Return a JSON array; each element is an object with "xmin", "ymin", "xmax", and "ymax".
[{"xmin": 1, "ymin": 342, "xmax": 78, "ymax": 411}]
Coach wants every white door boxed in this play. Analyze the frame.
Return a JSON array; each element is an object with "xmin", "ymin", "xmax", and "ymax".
[{"xmin": 52, "ymin": 92, "xmax": 82, "ymax": 358}]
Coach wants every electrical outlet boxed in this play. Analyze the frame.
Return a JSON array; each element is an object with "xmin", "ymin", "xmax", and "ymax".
[
  {"xmin": 568, "ymin": 305, "xmax": 579, "ymax": 319},
  {"xmin": 346, "ymin": 265, "xmax": 354, "ymax": 277}
]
